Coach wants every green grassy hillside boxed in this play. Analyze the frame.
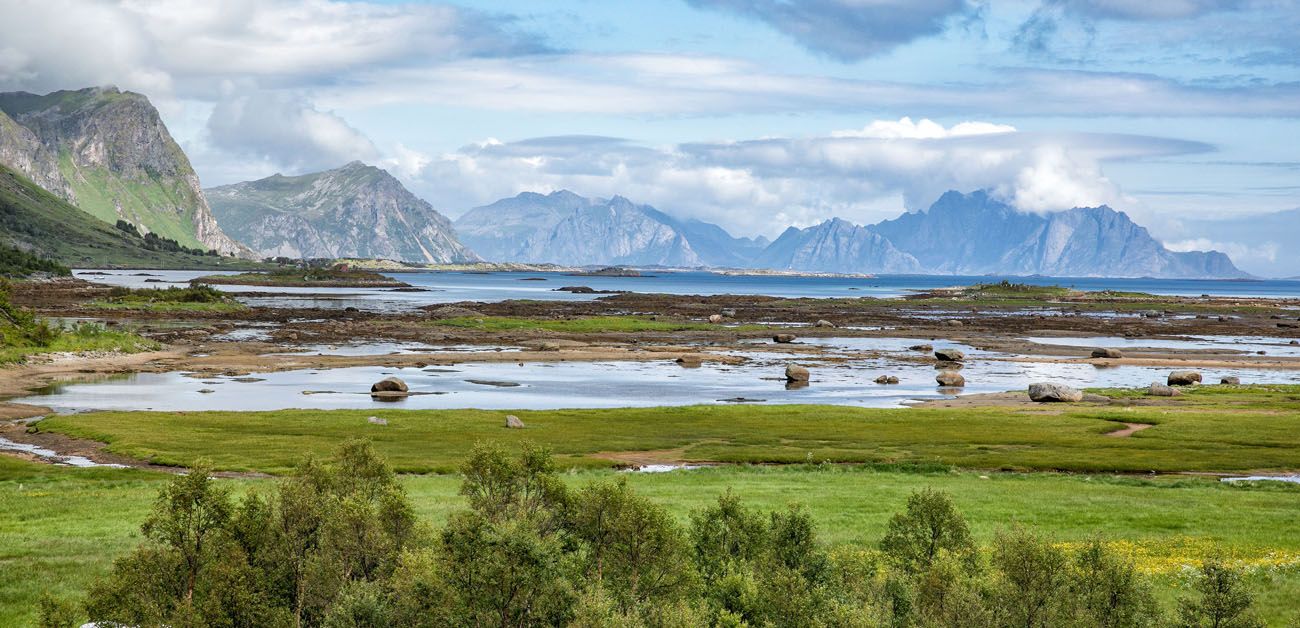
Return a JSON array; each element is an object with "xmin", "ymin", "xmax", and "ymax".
[{"xmin": 0, "ymin": 164, "xmax": 258, "ymax": 269}]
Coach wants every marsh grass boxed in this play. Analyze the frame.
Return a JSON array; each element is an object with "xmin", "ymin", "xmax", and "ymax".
[
  {"xmin": 87, "ymin": 284, "xmax": 245, "ymax": 313},
  {"xmin": 34, "ymin": 386, "xmax": 1300, "ymax": 474}
]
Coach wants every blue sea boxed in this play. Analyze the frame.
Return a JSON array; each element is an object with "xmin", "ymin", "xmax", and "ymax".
[{"xmin": 76, "ymin": 269, "xmax": 1300, "ymax": 311}]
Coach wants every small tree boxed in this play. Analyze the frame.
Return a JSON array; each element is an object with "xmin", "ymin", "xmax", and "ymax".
[
  {"xmin": 460, "ymin": 441, "xmax": 570, "ymax": 534},
  {"xmin": 879, "ymin": 488, "xmax": 973, "ymax": 572},
  {"xmin": 990, "ymin": 526, "xmax": 1071, "ymax": 628},
  {"xmin": 570, "ymin": 479, "xmax": 695, "ymax": 610},
  {"xmin": 1176, "ymin": 556, "xmax": 1263, "ymax": 628},
  {"xmin": 689, "ymin": 490, "xmax": 769, "ymax": 584},
  {"xmin": 1070, "ymin": 538, "xmax": 1159, "ymax": 627}
]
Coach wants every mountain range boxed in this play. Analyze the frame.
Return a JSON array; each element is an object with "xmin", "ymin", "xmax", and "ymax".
[
  {"xmin": 0, "ymin": 84, "xmax": 1249, "ymax": 278},
  {"xmin": 453, "ymin": 189, "xmax": 1243, "ymax": 278},
  {"xmin": 206, "ymin": 162, "xmax": 477, "ymax": 264}
]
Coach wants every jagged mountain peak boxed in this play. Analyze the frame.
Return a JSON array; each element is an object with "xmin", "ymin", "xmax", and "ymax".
[
  {"xmin": 206, "ymin": 165, "xmax": 478, "ymax": 264},
  {"xmin": 455, "ymin": 190, "xmax": 766, "ymax": 267}
]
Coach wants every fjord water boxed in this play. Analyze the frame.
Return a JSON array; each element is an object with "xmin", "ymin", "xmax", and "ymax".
[
  {"xmin": 76, "ymin": 269, "xmax": 1300, "ymax": 311},
  {"xmin": 22, "ymin": 345, "xmax": 1300, "ymax": 413}
]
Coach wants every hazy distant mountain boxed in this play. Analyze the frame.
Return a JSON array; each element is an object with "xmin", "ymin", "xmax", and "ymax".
[
  {"xmin": 871, "ymin": 190, "xmax": 1245, "ymax": 278},
  {"xmin": 1175, "ymin": 207, "xmax": 1300, "ymax": 278},
  {"xmin": 753, "ymin": 218, "xmax": 921, "ymax": 274},
  {"xmin": 455, "ymin": 190, "xmax": 589, "ymax": 261},
  {"xmin": 0, "ymin": 86, "xmax": 247, "ymax": 256},
  {"xmin": 456, "ymin": 187, "xmax": 1240, "ymax": 278},
  {"xmin": 455, "ymin": 191, "xmax": 767, "ymax": 267},
  {"xmin": 207, "ymin": 161, "xmax": 478, "ymax": 263}
]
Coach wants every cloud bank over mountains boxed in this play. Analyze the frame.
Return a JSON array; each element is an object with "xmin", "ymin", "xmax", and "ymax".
[{"xmin": 389, "ymin": 118, "xmax": 1208, "ymax": 239}]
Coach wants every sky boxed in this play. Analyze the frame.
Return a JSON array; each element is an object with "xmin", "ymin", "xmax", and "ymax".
[{"xmin": 0, "ymin": 0, "xmax": 1298, "ymax": 275}]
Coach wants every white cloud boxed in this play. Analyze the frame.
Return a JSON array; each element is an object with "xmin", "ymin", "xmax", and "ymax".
[
  {"xmin": 318, "ymin": 55, "xmax": 1300, "ymax": 119},
  {"xmin": 0, "ymin": 0, "xmax": 544, "ymax": 97},
  {"xmin": 832, "ymin": 117, "xmax": 1017, "ymax": 139},
  {"xmin": 206, "ymin": 88, "xmax": 379, "ymax": 172},
  {"xmin": 398, "ymin": 119, "xmax": 1206, "ymax": 237}
]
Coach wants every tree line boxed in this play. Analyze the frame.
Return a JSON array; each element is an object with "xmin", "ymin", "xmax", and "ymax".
[{"xmin": 41, "ymin": 440, "xmax": 1270, "ymax": 627}]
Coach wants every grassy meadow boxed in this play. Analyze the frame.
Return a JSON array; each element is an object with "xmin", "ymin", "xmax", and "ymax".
[
  {"xmin": 3, "ymin": 456, "xmax": 1299, "ymax": 625},
  {"xmin": 32, "ymin": 385, "xmax": 1300, "ymax": 475}
]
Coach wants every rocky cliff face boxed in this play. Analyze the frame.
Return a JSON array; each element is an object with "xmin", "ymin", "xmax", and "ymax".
[
  {"xmin": 515, "ymin": 196, "xmax": 701, "ymax": 266},
  {"xmin": 207, "ymin": 161, "xmax": 479, "ymax": 263},
  {"xmin": 455, "ymin": 190, "xmax": 591, "ymax": 261},
  {"xmin": 455, "ymin": 191, "xmax": 766, "ymax": 267},
  {"xmin": 753, "ymin": 218, "xmax": 922, "ymax": 274},
  {"xmin": 0, "ymin": 86, "xmax": 247, "ymax": 256},
  {"xmin": 872, "ymin": 191, "xmax": 1244, "ymax": 278},
  {"xmin": 0, "ymin": 110, "xmax": 73, "ymax": 200}
]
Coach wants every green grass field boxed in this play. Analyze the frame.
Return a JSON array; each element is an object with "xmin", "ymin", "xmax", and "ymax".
[
  {"xmin": 3, "ymin": 456, "xmax": 1298, "ymax": 626},
  {"xmin": 0, "ymin": 324, "xmax": 159, "ymax": 364},
  {"xmin": 433, "ymin": 315, "xmax": 770, "ymax": 333},
  {"xmin": 33, "ymin": 386, "xmax": 1300, "ymax": 474}
]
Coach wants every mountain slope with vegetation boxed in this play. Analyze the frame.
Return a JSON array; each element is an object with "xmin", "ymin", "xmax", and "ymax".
[
  {"xmin": 0, "ymin": 86, "xmax": 247, "ymax": 256},
  {"xmin": 0, "ymin": 164, "xmax": 256, "ymax": 269}
]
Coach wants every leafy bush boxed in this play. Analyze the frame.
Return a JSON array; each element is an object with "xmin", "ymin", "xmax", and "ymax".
[{"xmin": 64, "ymin": 442, "xmax": 1262, "ymax": 627}]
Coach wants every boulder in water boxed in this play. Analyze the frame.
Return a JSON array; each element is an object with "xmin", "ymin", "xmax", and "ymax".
[
  {"xmin": 909, "ymin": 344, "xmax": 933, "ymax": 352},
  {"xmin": 935, "ymin": 371, "xmax": 965, "ymax": 387},
  {"xmin": 934, "ymin": 348, "xmax": 966, "ymax": 362},
  {"xmin": 874, "ymin": 375, "xmax": 900, "ymax": 385},
  {"xmin": 1220, "ymin": 376, "xmax": 1241, "ymax": 385},
  {"xmin": 785, "ymin": 364, "xmax": 810, "ymax": 382},
  {"xmin": 1091, "ymin": 348, "xmax": 1123, "ymax": 359},
  {"xmin": 773, "ymin": 334, "xmax": 797, "ymax": 344},
  {"xmin": 1167, "ymin": 371, "xmax": 1202, "ymax": 386},
  {"xmin": 371, "ymin": 377, "xmax": 409, "ymax": 398},
  {"xmin": 1028, "ymin": 382, "xmax": 1083, "ymax": 403}
]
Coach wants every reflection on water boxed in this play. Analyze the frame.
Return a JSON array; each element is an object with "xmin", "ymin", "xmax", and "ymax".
[
  {"xmin": 19, "ymin": 355, "xmax": 1300, "ymax": 413},
  {"xmin": 0, "ymin": 437, "xmax": 125, "ymax": 467},
  {"xmin": 1222, "ymin": 475, "xmax": 1300, "ymax": 484},
  {"xmin": 1025, "ymin": 335, "xmax": 1300, "ymax": 357}
]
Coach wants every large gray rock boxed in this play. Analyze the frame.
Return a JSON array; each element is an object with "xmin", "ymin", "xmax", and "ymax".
[
  {"xmin": 934, "ymin": 348, "xmax": 966, "ymax": 362},
  {"xmin": 1220, "ymin": 376, "xmax": 1241, "ymax": 385},
  {"xmin": 505, "ymin": 415, "xmax": 526, "ymax": 429},
  {"xmin": 1148, "ymin": 382, "xmax": 1182, "ymax": 397},
  {"xmin": 935, "ymin": 371, "xmax": 965, "ymax": 387},
  {"xmin": 785, "ymin": 364, "xmax": 810, "ymax": 382},
  {"xmin": 370, "ymin": 377, "xmax": 409, "ymax": 396},
  {"xmin": 1028, "ymin": 382, "xmax": 1083, "ymax": 403},
  {"xmin": 1091, "ymin": 348, "xmax": 1124, "ymax": 359},
  {"xmin": 1167, "ymin": 371, "xmax": 1202, "ymax": 386},
  {"xmin": 773, "ymin": 334, "xmax": 797, "ymax": 344}
]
